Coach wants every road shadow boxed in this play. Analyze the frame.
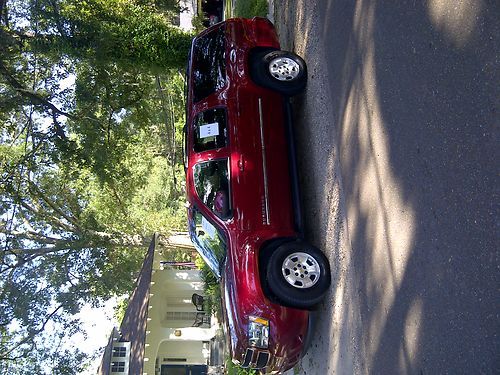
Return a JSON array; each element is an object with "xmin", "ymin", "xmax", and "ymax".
[{"xmin": 279, "ymin": 0, "xmax": 499, "ymax": 373}]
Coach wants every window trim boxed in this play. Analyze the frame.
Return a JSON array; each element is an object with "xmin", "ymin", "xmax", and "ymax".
[
  {"xmin": 110, "ymin": 361, "xmax": 126, "ymax": 373},
  {"xmin": 112, "ymin": 346, "xmax": 127, "ymax": 358}
]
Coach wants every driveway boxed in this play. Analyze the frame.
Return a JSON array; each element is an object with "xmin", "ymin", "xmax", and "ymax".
[{"xmin": 274, "ymin": 0, "xmax": 499, "ymax": 374}]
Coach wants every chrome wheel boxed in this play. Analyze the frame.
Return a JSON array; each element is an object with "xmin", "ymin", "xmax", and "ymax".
[
  {"xmin": 267, "ymin": 241, "xmax": 331, "ymax": 308},
  {"xmin": 281, "ymin": 252, "xmax": 321, "ymax": 289},
  {"xmin": 268, "ymin": 57, "xmax": 301, "ymax": 81}
]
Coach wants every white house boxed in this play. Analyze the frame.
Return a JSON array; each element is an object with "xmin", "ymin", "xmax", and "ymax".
[
  {"xmin": 179, "ymin": 0, "xmax": 197, "ymax": 31},
  {"xmin": 98, "ymin": 236, "xmax": 219, "ymax": 375}
]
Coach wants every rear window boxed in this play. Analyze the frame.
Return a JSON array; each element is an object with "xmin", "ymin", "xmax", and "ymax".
[
  {"xmin": 192, "ymin": 26, "xmax": 226, "ymax": 102},
  {"xmin": 194, "ymin": 108, "xmax": 227, "ymax": 153}
]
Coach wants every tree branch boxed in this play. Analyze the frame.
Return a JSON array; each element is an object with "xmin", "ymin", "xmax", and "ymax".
[
  {"xmin": 8, "ymin": 245, "xmax": 74, "ymax": 257},
  {"xmin": 47, "ymin": 0, "xmax": 68, "ymax": 37},
  {"xmin": 0, "ymin": 305, "xmax": 64, "ymax": 360},
  {"xmin": 14, "ymin": 193, "xmax": 75, "ymax": 233},
  {"xmin": 0, "ymin": 227, "xmax": 61, "ymax": 244},
  {"xmin": 0, "ymin": 60, "xmax": 75, "ymax": 126},
  {"xmin": 27, "ymin": 180, "xmax": 82, "ymax": 231}
]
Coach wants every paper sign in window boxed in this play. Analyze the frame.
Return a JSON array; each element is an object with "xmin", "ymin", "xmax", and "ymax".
[{"xmin": 200, "ymin": 122, "xmax": 219, "ymax": 138}]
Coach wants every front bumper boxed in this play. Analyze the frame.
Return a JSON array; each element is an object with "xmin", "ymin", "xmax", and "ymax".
[
  {"xmin": 240, "ymin": 347, "xmax": 271, "ymax": 369},
  {"xmin": 238, "ymin": 346, "xmax": 302, "ymax": 373}
]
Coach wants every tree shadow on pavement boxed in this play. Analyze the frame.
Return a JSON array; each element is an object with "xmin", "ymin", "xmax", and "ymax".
[{"xmin": 281, "ymin": 0, "xmax": 498, "ymax": 373}]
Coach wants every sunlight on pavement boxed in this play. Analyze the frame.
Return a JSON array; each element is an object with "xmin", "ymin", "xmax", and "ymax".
[
  {"xmin": 427, "ymin": 0, "xmax": 483, "ymax": 48},
  {"xmin": 400, "ymin": 298, "xmax": 423, "ymax": 371},
  {"xmin": 281, "ymin": 0, "xmax": 421, "ymax": 373},
  {"xmin": 340, "ymin": 4, "xmax": 418, "ymax": 369},
  {"xmin": 276, "ymin": 0, "xmax": 496, "ymax": 373}
]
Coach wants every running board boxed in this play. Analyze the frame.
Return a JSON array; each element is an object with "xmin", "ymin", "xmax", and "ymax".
[{"xmin": 283, "ymin": 97, "xmax": 304, "ymax": 238}]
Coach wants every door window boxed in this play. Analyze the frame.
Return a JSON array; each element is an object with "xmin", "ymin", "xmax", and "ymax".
[
  {"xmin": 193, "ymin": 159, "xmax": 231, "ymax": 219},
  {"xmin": 189, "ymin": 209, "xmax": 227, "ymax": 278}
]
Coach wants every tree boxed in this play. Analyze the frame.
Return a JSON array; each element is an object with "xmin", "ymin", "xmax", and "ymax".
[
  {"xmin": 3, "ymin": 0, "xmax": 192, "ymax": 72},
  {"xmin": 0, "ymin": 0, "xmax": 192, "ymax": 371}
]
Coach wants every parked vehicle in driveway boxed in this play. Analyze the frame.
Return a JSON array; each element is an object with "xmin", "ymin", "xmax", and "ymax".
[{"xmin": 184, "ymin": 17, "xmax": 331, "ymax": 373}]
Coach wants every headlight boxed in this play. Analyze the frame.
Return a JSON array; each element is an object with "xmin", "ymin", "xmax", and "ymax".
[{"xmin": 248, "ymin": 316, "xmax": 269, "ymax": 349}]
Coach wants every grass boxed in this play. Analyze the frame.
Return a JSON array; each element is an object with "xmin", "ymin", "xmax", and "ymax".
[
  {"xmin": 234, "ymin": 0, "xmax": 269, "ymax": 18},
  {"xmin": 226, "ymin": 358, "xmax": 258, "ymax": 374},
  {"xmin": 224, "ymin": 0, "xmax": 233, "ymax": 19}
]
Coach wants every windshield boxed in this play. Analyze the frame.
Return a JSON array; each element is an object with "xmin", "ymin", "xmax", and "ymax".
[{"xmin": 189, "ymin": 208, "xmax": 227, "ymax": 278}]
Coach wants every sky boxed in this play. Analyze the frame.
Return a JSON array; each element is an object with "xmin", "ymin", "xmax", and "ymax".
[{"xmin": 71, "ymin": 298, "xmax": 118, "ymax": 374}]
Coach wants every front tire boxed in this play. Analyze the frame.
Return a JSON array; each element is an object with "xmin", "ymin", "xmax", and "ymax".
[{"xmin": 266, "ymin": 241, "xmax": 330, "ymax": 309}]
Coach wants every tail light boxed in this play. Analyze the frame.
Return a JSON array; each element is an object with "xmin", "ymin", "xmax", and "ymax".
[{"xmin": 243, "ymin": 17, "xmax": 280, "ymax": 48}]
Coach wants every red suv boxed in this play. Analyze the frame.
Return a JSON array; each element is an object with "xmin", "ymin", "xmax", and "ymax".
[{"xmin": 184, "ymin": 18, "xmax": 331, "ymax": 373}]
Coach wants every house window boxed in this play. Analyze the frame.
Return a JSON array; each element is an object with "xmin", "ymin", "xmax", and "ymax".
[
  {"xmin": 109, "ymin": 342, "xmax": 130, "ymax": 374},
  {"xmin": 111, "ymin": 361, "xmax": 126, "ymax": 373},
  {"xmin": 165, "ymin": 311, "xmax": 198, "ymax": 321},
  {"xmin": 112, "ymin": 346, "xmax": 127, "ymax": 358}
]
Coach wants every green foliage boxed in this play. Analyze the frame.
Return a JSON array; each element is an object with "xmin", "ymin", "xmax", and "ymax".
[
  {"xmin": 226, "ymin": 358, "xmax": 258, "ymax": 375},
  {"xmin": 234, "ymin": 0, "xmax": 269, "ymax": 18},
  {"xmin": 191, "ymin": 13, "xmax": 206, "ymax": 34},
  {"xmin": 24, "ymin": 0, "xmax": 194, "ymax": 72},
  {"xmin": 0, "ymin": 0, "xmax": 192, "ymax": 370},
  {"xmin": 195, "ymin": 255, "xmax": 221, "ymax": 317},
  {"xmin": 113, "ymin": 295, "xmax": 130, "ymax": 323}
]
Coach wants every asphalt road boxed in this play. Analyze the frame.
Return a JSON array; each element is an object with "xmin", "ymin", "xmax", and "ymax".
[{"xmin": 273, "ymin": 1, "xmax": 499, "ymax": 374}]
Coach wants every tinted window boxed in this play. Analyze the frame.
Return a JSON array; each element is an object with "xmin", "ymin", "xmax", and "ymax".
[
  {"xmin": 194, "ymin": 108, "xmax": 227, "ymax": 152},
  {"xmin": 192, "ymin": 26, "xmax": 226, "ymax": 102},
  {"xmin": 190, "ymin": 209, "xmax": 227, "ymax": 278},
  {"xmin": 194, "ymin": 159, "xmax": 231, "ymax": 219}
]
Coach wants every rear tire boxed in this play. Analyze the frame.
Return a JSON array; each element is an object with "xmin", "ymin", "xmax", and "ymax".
[
  {"xmin": 266, "ymin": 241, "xmax": 330, "ymax": 309},
  {"xmin": 250, "ymin": 50, "xmax": 307, "ymax": 96}
]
